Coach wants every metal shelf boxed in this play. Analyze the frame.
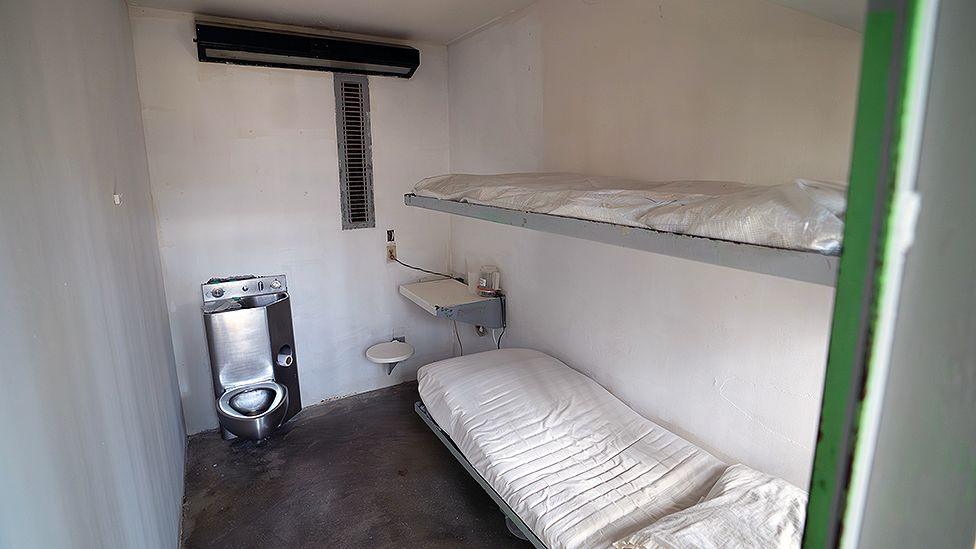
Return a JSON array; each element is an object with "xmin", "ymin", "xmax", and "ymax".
[
  {"xmin": 399, "ymin": 278, "xmax": 506, "ymax": 328},
  {"xmin": 404, "ymin": 194, "xmax": 839, "ymax": 286}
]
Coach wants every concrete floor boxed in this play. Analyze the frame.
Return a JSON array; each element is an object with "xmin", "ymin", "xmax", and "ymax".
[{"xmin": 181, "ymin": 382, "xmax": 529, "ymax": 548}]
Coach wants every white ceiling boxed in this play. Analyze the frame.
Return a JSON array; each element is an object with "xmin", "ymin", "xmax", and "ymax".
[
  {"xmin": 128, "ymin": 0, "xmax": 536, "ymax": 44},
  {"xmin": 129, "ymin": 0, "xmax": 865, "ymax": 46},
  {"xmin": 767, "ymin": 0, "xmax": 866, "ymax": 31}
]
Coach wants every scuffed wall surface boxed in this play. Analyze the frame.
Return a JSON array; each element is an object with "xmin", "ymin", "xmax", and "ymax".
[
  {"xmin": 0, "ymin": 1, "xmax": 185, "ymax": 547},
  {"xmin": 129, "ymin": 8, "xmax": 454, "ymax": 433},
  {"xmin": 446, "ymin": 0, "xmax": 859, "ymax": 486}
]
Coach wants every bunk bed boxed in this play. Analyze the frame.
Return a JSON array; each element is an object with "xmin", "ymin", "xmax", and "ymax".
[
  {"xmin": 407, "ymin": 173, "xmax": 831, "ymax": 546},
  {"xmin": 404, "ymin": 173, "xmax": 846, "ymax": 286},
  {"xmin": 416, "ymin": 349, "xmax": 808, "ymax": 549}
]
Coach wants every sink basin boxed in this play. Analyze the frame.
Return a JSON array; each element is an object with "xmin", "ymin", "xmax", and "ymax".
[{"xmin": 237, "ymin": 292, "xmax": 288, "ymax": 308}]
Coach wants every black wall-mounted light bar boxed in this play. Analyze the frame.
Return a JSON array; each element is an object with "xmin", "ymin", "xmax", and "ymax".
[{"xmin": 195, "ymin": 22, "xmax": 420, "ymax": 78}]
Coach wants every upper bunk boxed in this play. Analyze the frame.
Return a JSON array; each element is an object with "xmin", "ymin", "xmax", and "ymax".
[{"xmin": 404, "ymin": 173, "xmax": 845, "ymax": 287}]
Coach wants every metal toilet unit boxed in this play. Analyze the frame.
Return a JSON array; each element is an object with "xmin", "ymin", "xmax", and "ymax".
[{"xmin": 201, "ymin": 275, "xmax": 301, "ymax": 440}]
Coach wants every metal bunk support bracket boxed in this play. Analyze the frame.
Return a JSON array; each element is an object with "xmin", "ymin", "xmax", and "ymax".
[{"xmin": 435, "ymin": 297, "xmax": 505, "ymax": 329}]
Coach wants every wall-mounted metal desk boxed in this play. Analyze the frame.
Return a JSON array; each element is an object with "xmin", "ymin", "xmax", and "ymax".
[{"xmin": 399, "ymin": 278, "xmax": 505, "ymax": 329}]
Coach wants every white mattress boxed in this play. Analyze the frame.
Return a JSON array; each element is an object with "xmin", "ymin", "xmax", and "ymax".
[
  {"xmin": 417, "ymin": 349, "xmax": 726, "ymax": 549},
  {"xmin": 413, "ymin": 173, "xmax": 846, "ymax": 254}
]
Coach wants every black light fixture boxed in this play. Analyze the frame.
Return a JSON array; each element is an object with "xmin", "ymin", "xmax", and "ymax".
[{"xmin": 195, "ymin": 22, "xmax": 420, "ymax": 78}]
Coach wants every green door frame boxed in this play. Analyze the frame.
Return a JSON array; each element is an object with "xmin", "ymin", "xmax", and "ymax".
[{"xmin": 802, "ymin": 0, "xmax": 939, "ymax": 547}]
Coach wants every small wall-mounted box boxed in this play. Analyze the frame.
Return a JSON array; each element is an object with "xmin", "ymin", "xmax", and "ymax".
[{"xmin": 399, "ymin": 279, "xmax": 505, "ymax": 329}]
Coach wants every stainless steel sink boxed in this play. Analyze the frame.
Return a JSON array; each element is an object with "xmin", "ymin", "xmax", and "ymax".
[{"xmin": 237, "ymin": 292, "xmax": 288, "ymax": 309}]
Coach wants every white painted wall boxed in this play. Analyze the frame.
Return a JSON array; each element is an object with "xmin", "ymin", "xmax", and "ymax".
[
  {"xmin": 446, "ymin": 0, "xmax": 860, "ymax": 486},
  {"xmin": 0, "ymin": 1, "xmax": 185, "ymax": 547},
  {"xmin": 129, "ymin": 8, "xmax": 454, "ymax": 434}
]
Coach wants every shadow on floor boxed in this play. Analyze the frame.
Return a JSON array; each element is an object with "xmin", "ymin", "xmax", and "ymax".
[{"xmin": 181, "ymin": 382, "xmax": 529, "ymax": 548}]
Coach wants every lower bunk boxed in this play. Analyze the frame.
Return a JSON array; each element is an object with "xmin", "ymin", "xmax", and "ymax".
[
  {"xmin": 416, "ymin": 348, "xmax": 807, "ymax": 549},
  {"xmin": 415, "ymin": 401, "xmax": 545, "ymax": 547}
]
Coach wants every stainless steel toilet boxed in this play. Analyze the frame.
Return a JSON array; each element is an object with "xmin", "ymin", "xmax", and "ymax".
[
  {"xmin": 202, "ymin": 275, "xmax": 301, "ymax": 440},
  {"xmin": 216, "ymin": 381, "xmax": 288, "ymax": 440}
]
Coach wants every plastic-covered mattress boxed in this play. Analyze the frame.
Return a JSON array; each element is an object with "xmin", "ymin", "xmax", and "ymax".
[
  {"xmin": 417, "ymin": 349, "xmax": 726, "ymax": 549},
  {"xmin": 413, "ymin": 173, "xmax": 847, "ymax": 254}
]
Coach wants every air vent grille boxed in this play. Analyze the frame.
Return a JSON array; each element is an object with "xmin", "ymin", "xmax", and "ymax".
[{"xmin": 335, "ymin": 74, "xmax": 375, "ymax": 229}]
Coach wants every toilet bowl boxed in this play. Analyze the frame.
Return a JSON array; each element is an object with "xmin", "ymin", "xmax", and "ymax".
[{"xmin": 216, "ymin": 381, "xmax": 289, "ymax": 440}]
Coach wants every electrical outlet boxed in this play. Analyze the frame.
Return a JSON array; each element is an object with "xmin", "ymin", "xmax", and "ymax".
[{"xmin": 386, "ymin": 244, "xmax": 397, "ymax": 262}]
